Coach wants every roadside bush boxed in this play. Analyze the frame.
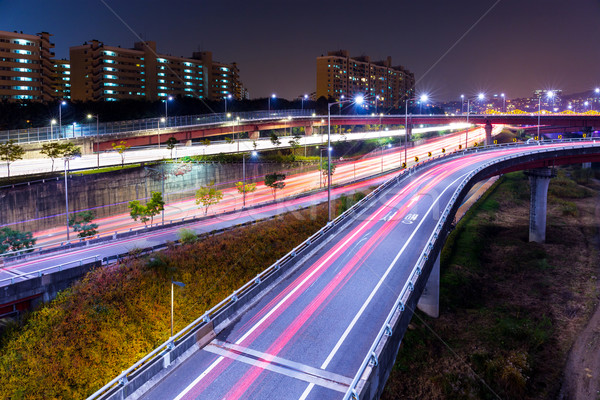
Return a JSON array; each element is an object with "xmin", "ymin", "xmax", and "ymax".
[{"xmin": 177, "ymin": 228, "xmax": 197, "ymax": 244}]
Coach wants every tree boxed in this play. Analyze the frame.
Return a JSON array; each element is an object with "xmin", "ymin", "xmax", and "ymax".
[
  {"xmin": 288, "ymin": 134, "xmax": 301, "ymax": 156},
  {"xmin": 112, "ymin": 140, "xmax": 130, "ymax": 167},
  {"xmin": 0, "ymin": 227, "xmax": 36, "ymax": 255},
  {"xmin": 40, "ymin": 142, "xmax": 63, "ymax": 172},
  {"xmin": 320, "ymin": 158, "xmax": 336, "ymax": 186},
  {"xmin": 264, "ymin": 172, "xmax": 286, "ymax": 200},
  {"xmin": 235, "ymin": 181, "xmax": 257, "ymax": 195},
  {"xmin": 60, "ymin": 142, "xmax": 82, "ymax": 159},
  {"xmin": 252, "ymin": 140, "xmax": 258, "ymax": 151},
  {"xmin": 166, "ymin": 136, "xmax": 178, "ymax": 159},
  {"xmin": 68, "ymin": 211, "xmax": 99, "ymax": 238},
  {"xmin": 195, "ymin": 181, "xmax": 223, "ymax": 215},
  {"xmin": 128, "ymin": 191, "xmax": 164, "ymax": 226},
  {"xmin": 270, "ymin": 132, "xmax": 281, "ymax": 147},
  {"xmin": 0, "ymin": 140, "xmax": 25, "ymax": 178}
]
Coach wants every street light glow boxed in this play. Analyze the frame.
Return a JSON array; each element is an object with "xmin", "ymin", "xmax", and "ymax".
[
  {"xmin": 478, "ymin": 93, "xmax": 485, "ymax": 100},
  {"xmin": 420, "ymin": 94, "xmax": 428, "ymax": 102},
  {"xmin": 355, "ymin": 95, "xmax": 364, "ymax": 105}
]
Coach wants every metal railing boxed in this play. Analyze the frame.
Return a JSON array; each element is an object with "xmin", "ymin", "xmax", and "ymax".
[
  {"xmin": 0, "ymin": 109, "xmax": 316, "ymax": 144},
  {"xmin": 341, "ymin": 139, "xmax": 600, "ymax": 399},
  {"xmin": 86, "ymin": 138, "xmax": 600, "ymax": 400},
  {"xmin": 0, "ymin": 255, "xmax": 101, "ymax": 286}
]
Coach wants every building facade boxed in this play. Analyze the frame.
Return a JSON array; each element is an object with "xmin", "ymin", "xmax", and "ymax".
[
  {"xmin": 52, "ymin": 59, "xmax": 71, "ymax": 100},
  {"xmin": 0, "ymin": 30, "xmax": 55, "ymax": 101},
  {"xmin": 70, "ymin": 40, "xmax": 244, "ymax": 102},
  {"xmin": 316, "ymin": 50, "xmax": 415, "ymax": 110}
]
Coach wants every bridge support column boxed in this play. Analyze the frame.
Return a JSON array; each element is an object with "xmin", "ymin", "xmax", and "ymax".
[
  {"xmin": 484, "ymin": 120, "xmax": 493, "ymax": 146},
  {"xmin": 417, "ymin": 252, "xmax": 440, "ymax": 318},
  {"xmin": 526, "ymin": 168, "xmax": 556, "ymax": 243},
  {"xmin": 249, "ymin": 131, "xmax": 260, "ymax": 140},
  {"xmin": 304, "ymin": 125, "xmax": 313, "ymax": 136}
]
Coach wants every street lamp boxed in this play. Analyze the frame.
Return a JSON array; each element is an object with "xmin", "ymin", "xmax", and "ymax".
[
  {"xmin": 58, "ymin": 100, "xmax": 66, "ymax": 137},
  {"xmin": 224, "ymin": 94, "xmax": 232, "ymax": 113},
  {"xmin": 164, "ymin": 95, "xmax": 173, "ymax": 134},
  {"xmin": 145, "ymin": 165, "xmax": 166, "ymax": 225},
  {"xmin": 50, "ymin": 119, "xmax": 57, "ymax": 140},
  {"xmin": 241, "ymin": 151, "xmax": 258, "ymax": 207},
  {"xmin": 465, "ymin": 93, "xmax": 485, "ymax": 149},
  {"xmin": 327, "ymin": 95, "xmax": 364, "ymax": 220},
  {"xmin": 268, "ymin": 93, "xmax": 276, "ymax": 113},
  {"xmin": 375, "ymin": 95, "xmax": 380, "ymax": 114},
  {"xmin": 87, "ymin": 114, "xmax": 100, "ymax": 168},
  {"xmin": 419, "ymin": 94, "xmax": 428, "ymax": 114},
  {"xmin": 301, "ymin": 94, "xmax": 308, "ymax": 111},
  {"xmin": 584, "ymin": 101, "xmax": 590, "ymax": 112},
  {"xmin": 460, "ymin": 94, "xmax": 465, "ymax": 114},
  {"xmin": 538, "ymin": 91, "xmax": 554, "ymax": 138},
  {"xmin": 171, "ymin": 279, "xmax": 185, "ymax": 337},
  {"xmin": 501, "ymin": 93, "xmax": 506, "ymax": 113}
]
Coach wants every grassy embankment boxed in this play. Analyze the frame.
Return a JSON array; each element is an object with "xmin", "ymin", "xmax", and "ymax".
[
  {"xmin": 0, "ymin": 189, "xmax": 366, "ymax": 400},
  {"xmin": 382, "ymin": 168, "xmax": 599, "ymax": 400}
]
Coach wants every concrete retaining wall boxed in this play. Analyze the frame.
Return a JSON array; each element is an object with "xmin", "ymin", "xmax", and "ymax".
[{"xmin": 0, "ymin": 161, "xmax": 318, "ymax": 233}]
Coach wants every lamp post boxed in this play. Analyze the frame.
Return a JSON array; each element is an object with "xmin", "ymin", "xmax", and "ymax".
[
  {"xmin": 171, "ymin": 279, "xmax": 185, "ymax": 337},
  {"xmin": 460, "ymin": 94, "xmax": 465, "ymax": 114},
  {"xmin": 501, "ymin": 93, "xmax": 506, "ymax": 113},
  {"xmin": 465, "ymin": 93, "xmax": 485, "ymax": 149},
  {"xmin": 64, "ymin": 158, "xmax": 70, "ymax": 241},
  {"xmin": 594, "ymin": 88, "xmax": 600, "ymax": 111},
  {"xmin": 50, "ymin": 119, "xmax": 56, "ymax": 140},
  {"xmin": 144, "ymin": 165, "xmax": 166, "ymax": 225},
  {"xmin": 224, "ymin": 94, "xmax": 232, "ymax": 113},
  {"xmin": 584, "ymin": 101, "xmax": 590, "ymax": 112},
  {"xmin": 241, "ymin": 151, "xmax": 258, "ymax": 207},
  {"xmin": 538, "ymin": 91, "xmax": 554, "ymax": 138},
  {"xmin": 58, "ymin": 100, "xmax": 66, "ymax": 138},
  {"xmin": 268, "ymin": 93, "xmax": 276, "ymax": 113},
  {"xmin": 163, "ymin": 96, "xmax": 173, "ymax": 146},
  {"xmin": 72, "ymin": 122, "xmax": 77, "ymax": 138},
  {"xmin": 375, "ymin": 95, "xmax": 380, "ymax": 114},
  {"xmin": 301, "ymin": 94, "xmax": 308, "ymax": 110},
  {"xmin": 327, "ymin": 95, "xmax": 363, "ymax": 220},
  {"xmin": 87, "ymin": 114, "xmax": 99, "ymax": 168}
]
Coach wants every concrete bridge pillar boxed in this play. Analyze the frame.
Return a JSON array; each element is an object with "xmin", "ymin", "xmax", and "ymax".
[
  {"xmin": 249, "ymin": 131, "xmax": 260, "ymax": 140},
  {"xmin": 526, "ymin": 168, "xmax": 556, "ymax": 243},
  {"xmin": 484, "ymin": 120, "xmax": 493, "ymax": 146},
  {"xmin": 417, "ymin": 252, "xmax": 440, "ymax": 318},
  {"xmin": 304, "ymin": 125, "xmax": 313, "ymax": 136}
]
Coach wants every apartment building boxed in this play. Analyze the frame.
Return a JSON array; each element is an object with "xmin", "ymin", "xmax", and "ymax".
[
  {"xmin": 52, "ymin": 59, "xmax": 71, "ymax": 100},
  {"xmin": 316, "ymin": 50, "xmax": 415, "ymax": 109},
  {"xmin": 70, "ymin": 40, "xmax": 244, "ymax": 102},
  {"xmin": 0, "ymin": 30, "xmax": 55, "ymax": 101}
]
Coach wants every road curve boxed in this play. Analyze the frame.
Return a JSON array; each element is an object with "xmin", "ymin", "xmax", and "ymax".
[{"xmin": 134, "ymin": 141, "xmax": 596, "ymax": 400}]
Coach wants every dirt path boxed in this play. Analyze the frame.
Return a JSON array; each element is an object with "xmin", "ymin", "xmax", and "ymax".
[{"xmin": 559, "ymin": 185, "xmax": 600, "ymax": 400}]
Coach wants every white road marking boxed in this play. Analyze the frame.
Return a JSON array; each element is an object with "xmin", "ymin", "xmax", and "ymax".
[
  {"xmin": 298, "ymin": 171, "xmax": 469, "ymax": 400},
  {"xmin": 204, "ymin": 340, "xmax": 351, "ymax": 393}
]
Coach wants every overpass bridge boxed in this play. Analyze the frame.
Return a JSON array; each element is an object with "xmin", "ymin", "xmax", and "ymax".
[
  {"xmin": 4, "ymin": 110, "xmax": 599, "ymax": 154},
  {"xmin": 88, "ymin": 139, "xmax": 600, "ymax": 400}
]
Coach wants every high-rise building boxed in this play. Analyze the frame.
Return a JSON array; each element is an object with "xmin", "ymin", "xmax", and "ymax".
[
  {"xmin": 70, "ymin": 40, "xmax": 244, "ymax": 102},
  {"xmin": 0, "ymin": 30, "xmax": 55, "ymax": 101},
  {"xmin": 52, "ymin": 59, "xmax": 71, "ymax": 100},
  {"xmin": 316, "ymin": 50, "xmax": 415, "ymax": 110}
]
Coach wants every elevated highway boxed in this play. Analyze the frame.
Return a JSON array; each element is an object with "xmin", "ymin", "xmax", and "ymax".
[
  {"xmin": 99, "ymin": 114, "xmax": 600, "ymax": 151},
  {"xmin": 89, "ymin": 139, "xmax": 600, "ymax": 400}
]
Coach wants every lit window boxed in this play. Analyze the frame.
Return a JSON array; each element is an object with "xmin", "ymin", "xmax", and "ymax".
[
  {"xmin": 103, "ymin": 51, "xmax": 117, "ymax": 56},
  {"xmin": 14, "ymin": 49, "xmax": 31, "ymax": 55}
]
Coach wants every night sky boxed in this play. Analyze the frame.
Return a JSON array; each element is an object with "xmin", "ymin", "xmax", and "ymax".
[{"xmin": 2, "ymin": 0, "xmax": 599, "ymax": 102}]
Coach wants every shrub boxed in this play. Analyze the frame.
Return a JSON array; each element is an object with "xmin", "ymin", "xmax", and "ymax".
[{"xmin": 177, "ymin": 228, "xmax": 197, "ymax": 244}]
